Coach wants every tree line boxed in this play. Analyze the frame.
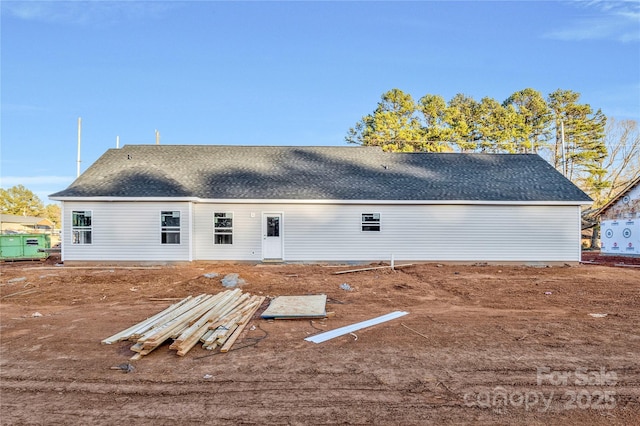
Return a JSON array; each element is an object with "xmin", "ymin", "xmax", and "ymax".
[{"xmin": 346, "ymin": 88, "xmax": 639, "ymax": 206}]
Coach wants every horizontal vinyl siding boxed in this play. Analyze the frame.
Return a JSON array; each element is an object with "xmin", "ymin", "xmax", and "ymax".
[
  {"xmin": 285, "ymin": 204, "xmax": 578, "ymax": 262},
  {"xmin": 193, "ymin": 204, "xmax": 262, "ymax": 261},
  {"xmin": 397, "ymin": 205, "xmax": 577, "ymax": 261},
  {"xmin": 193, "ymin": 203, "xmax": 580, "ymax": 263},
  {"xmin": 61, "ymin": 201, "xmax": 191, "ymax": 262}
]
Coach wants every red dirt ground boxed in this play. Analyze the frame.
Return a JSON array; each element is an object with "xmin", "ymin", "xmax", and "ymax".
[
  {"xmin": 1, "ymin": 254, "xmax": 639, "ymax": 425},
  {"xmin": 581, "ymin": 251, "xmax": 640, "ymax": 267}
]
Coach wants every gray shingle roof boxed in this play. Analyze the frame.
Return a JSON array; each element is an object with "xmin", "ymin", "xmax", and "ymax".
[
  {"xmin": 49, "ymin": 145, "xmax": 592, "ymax": 203},
  {"xmin": 0, "ymin": 214, "xmax": 54, "ymax": 226}
]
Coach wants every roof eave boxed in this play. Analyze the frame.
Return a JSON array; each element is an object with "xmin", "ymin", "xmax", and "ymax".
[
  {"xmin": 595, "ymin": 175, "xmax": 640, "ymax": 216},
  {"xmin": 49, "ymin": 196, "xmax": 591, "ymax": 206}
]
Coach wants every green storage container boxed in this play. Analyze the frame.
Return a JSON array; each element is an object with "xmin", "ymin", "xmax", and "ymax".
[{"xmin": 0, "ymin": 234, "xmax": 51, "ymax": 260}]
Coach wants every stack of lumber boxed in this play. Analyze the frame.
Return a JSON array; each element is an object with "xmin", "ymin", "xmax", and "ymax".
[{"xmin": 101, "ymin": 289, "xmax": 265, "ymax": 360}]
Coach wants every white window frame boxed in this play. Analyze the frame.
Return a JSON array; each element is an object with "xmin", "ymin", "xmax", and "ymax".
[
  {"xmin": 361, "ymin": 213, "xmax": 381, "ymax": 232},
  {"xmin": 161, "ymin": 210, "xmax": 181, "ymax": 244},
  {"xmin": 72, "ymin": 210, "xmax": 93, "ymax": 245},
  {"xmin": 214, "ymin": 212, "xmax": 233, "ymax": 245}
]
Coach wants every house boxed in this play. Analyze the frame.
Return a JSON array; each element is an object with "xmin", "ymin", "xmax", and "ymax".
[
  {"xmin": 597, "ymin": 176, "xmax": 640, "ymax": 257},
  {"xmin": 49, "ymin": 145, "xmax": 592, "ymax": 264},
  {"xmin": 0, "ymin": 214, "xmax": 54, "ymax": 235}
]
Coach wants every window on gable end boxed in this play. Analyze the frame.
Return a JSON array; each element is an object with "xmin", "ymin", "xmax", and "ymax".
[{"xmin": 72, "ymin": 210, "xmax": 92, "ymax": 244}]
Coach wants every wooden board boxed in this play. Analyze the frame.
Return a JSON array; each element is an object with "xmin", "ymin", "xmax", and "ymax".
[{"xmin": 261, "ymin": 294, "xmax": 327, "ymax": 319}]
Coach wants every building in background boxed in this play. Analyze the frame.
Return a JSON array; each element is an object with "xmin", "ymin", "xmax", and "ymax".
[
  {"xmin": 598, "ymin": 176, "xmax": 640, "ymax": 257},
  {"xmin": 0, "ymin": 214, "xmax": 54, "ymax": 235}
]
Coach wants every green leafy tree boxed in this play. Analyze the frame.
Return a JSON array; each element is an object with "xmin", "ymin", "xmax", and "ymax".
[
  {"xmin": 346, "ymin": 89, "xmax": 426, "ymax": 152},
  {"xmin": 475, "ymin": 97, "xmax": 524, "ymax": 153},
  {"xmin": 574, "ymin": 108, "xmax": 607, "ymax": 195},
  {"xmin": 43, "ymin": 203, "xmax": 62, "ymax": 228},
  {"xmin": 417, "ymin": 94, "xmax": 454, "ymax": 152},
  {"xmin": 547, "ymin": 89, "xmax": 607, "ymax": 194},
  {"xmin": 446, "ymin": 93, "xmax": 481, "ymax": 152},
  {"xmin": 503, "ymin": 88, "xmax": 552, "ymax": 153},
  {"xmin": 0, "ymin": 185, "xmax": 45, "ymax": 217},
  {"xmin": 547, "ymin": 90, "xmax": 605, "ymax": 174}
]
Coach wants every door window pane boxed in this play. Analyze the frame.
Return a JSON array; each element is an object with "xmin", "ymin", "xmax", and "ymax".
[{"xmin": 267, "ymin": 216, "xmax": 280, "ymax": 237}]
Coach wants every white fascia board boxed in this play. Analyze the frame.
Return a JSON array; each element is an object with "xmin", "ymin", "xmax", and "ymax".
[
  {"xmin": 197, "ymin": 198, "xmax": 590, "ymax": 206},
  {"xmin": 49, "ymin": 196, "xmax": 590, "ymax": 206},
  {"xmin": 49, "ymin": 196, "xmax": 199, "ymax": 202}
]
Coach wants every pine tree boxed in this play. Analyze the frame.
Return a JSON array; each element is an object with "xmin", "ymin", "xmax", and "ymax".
[
  {"xmin": 503, "ymin": 88, "xmax": 552, "ymax": 153},
  {"xmin": 547, "ymin": 90, "xmax": 607, "ymax": 195},
  {"xmin": 346, "ymin": 89, "xmax": 426, "ymax": 152}
]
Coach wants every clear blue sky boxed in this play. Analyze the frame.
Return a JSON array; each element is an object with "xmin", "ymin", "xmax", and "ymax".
[{"xmin": 1, "ymin": 0, "xmax": 639, "ymax": 204}]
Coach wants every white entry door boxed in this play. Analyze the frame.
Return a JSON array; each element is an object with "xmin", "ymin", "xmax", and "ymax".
[{"xmin": 262, "ymin": 213, "xmax": 283, "ymax": 260}]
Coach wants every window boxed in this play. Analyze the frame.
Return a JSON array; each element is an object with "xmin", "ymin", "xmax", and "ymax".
[
  {"xmin": 72, "ymin": 211, "xmax": 92, "ymax": 244},
  {"xmin": 361, "ymin": 213, "xmax": 380, "ymax": 232},
  {"xmin": 161, "ymin": 211, "xmax": 181, "ymax": 244},
  {"xmin": 214, "ymin": 212, "xmax": 233, "ymax": 244},
  {"xmin": 267, "ymin": 216, "xmax": 280, "ymax": 237}
]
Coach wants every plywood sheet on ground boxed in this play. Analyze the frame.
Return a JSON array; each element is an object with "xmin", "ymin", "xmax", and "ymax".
[{"xmin": 261, "ymin": 294, "xmax": 327, "ymax": 319}]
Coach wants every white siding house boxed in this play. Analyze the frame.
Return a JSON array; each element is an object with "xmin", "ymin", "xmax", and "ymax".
[
  {"xmin": 60, "ymin": 202, "xmax": 192, "ymax": 262},
  {"xmin": 51, "ymin": 145, "xmax": 592, "ymax": 264},
  {"xmin": 598, "ymin": 176, "xmax": 640, "ymax": 257}
]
